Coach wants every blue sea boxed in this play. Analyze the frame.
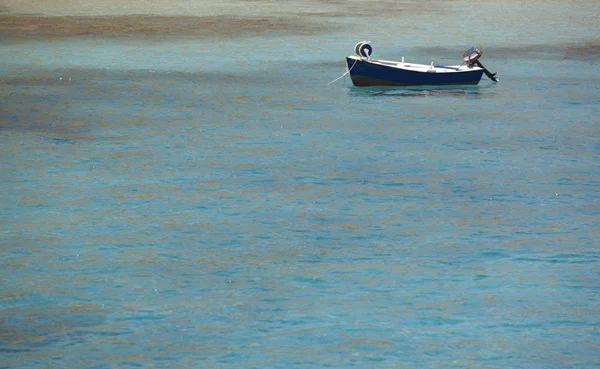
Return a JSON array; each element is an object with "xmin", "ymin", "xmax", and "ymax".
[{"xmin": 1, "ymin": 1, "xmax": 599, "ymax": 368}]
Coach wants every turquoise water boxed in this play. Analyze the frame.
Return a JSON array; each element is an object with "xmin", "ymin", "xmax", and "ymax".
[{"xmin": 1, "ymin": 1, "xmax": 599, "ymax": 368}]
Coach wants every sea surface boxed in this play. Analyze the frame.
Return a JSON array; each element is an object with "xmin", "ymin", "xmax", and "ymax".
[{"xmin": 1, "ymin": 1, "xmax": 599, "ymax": 368}]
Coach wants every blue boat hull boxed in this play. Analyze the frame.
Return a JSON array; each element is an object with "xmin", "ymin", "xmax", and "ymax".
[{"xmin": 346, "ymin": 57, "xmax": 484, "ymax": 87}]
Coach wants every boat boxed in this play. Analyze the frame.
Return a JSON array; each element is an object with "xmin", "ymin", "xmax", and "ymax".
[{"xmin": 344, "ymin": 41, "xmax": 499, "ymax": 87}]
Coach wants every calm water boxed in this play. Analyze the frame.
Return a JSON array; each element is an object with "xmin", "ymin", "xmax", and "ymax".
[{"xmin": 1, "ymin": 1, "xmax": 599, "ymax": 368}]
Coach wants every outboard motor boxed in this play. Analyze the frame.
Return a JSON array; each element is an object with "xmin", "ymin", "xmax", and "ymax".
[
  {"xmin": 354, "ymin": 41, "xmax": 373, "ymax": 59},
  {"xmin": 463, "ymin": 47, "xmax": 483, "ymax": 67},
  {"xmin": 462, "ymin": 46, "xmax": 499, "ymax": 82}
]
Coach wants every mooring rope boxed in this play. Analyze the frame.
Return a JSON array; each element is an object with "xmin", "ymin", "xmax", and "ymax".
[{"xmin": 327, "ymin": 58, "xmax": 358, "ymax": 86}]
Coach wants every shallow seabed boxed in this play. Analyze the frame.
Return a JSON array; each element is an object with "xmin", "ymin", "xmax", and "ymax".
[{"xmin": 1, "ymin": 1, "xmax": 599, "ymax": 368}]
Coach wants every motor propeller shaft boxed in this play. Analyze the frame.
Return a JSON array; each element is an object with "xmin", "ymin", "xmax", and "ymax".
[{"xmin": 474, "ymin": 60, "xmax": 499, "ymax": 82}]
